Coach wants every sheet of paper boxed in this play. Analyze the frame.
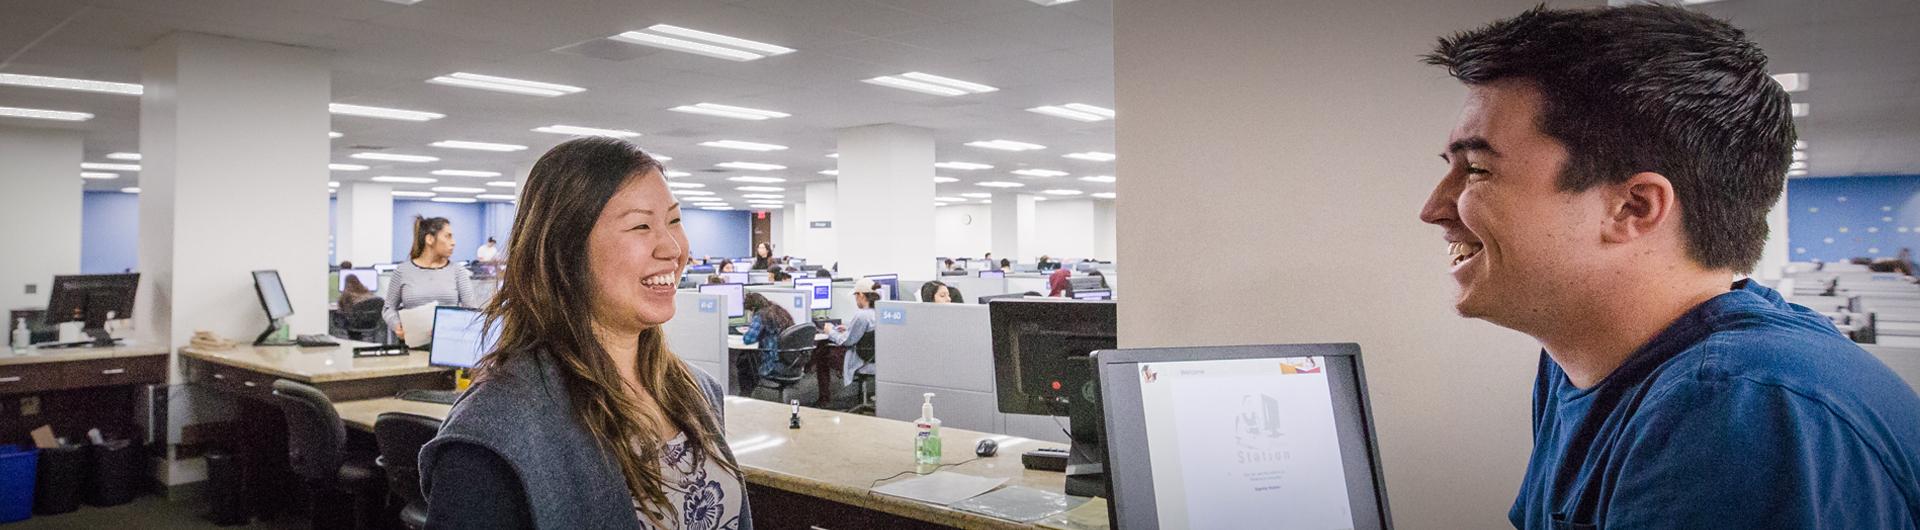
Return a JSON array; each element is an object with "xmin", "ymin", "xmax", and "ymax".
[
  {"xmin": 30, "ymin": 425, "xmax": 57, "ymax": 449},
  {"xmin": 399, "ymin": 303, "xmax": 439, "ymax": 348},
  {"xmin": 869, "ymin": 471, "xmax": 1008, "ymax": 507}
]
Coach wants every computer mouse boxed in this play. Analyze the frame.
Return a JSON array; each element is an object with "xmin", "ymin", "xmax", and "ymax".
[{"xmin": 975, "ymin": 438, "xmax": 999, "ymax": 457}]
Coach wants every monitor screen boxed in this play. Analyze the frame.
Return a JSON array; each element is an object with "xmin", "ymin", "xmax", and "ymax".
[
  {"xmin": 864, "ymin": 274, "xmax": 899, "ymax": 301},
  {"xmin": 979, "ymin": 270, "xmax": 1006, "ymax": 279},
  {"xmin": 252, "ymin": 270, "xmax": 295, "ymax": 320},
  {"xmin": 1097, "ymin": 344, "xmax": 1388, "ymax": 530},
  {"xmin": 794, "ymin": 278, "xmax": 833, "ymax": 311},
  {"xmin": 747, "ymin": 271, "xmax": 771, "ymax": 284},
  {"xmin": 339, "ymin": 268, "xmax": 378, "ymax": 291},
  {"xmin": 698, "ymin": 283, "xmax": 747, "ymax": 319},
  {"xmin": 720, "ymin": 272, "xmax": 750, "ymax": 285},
  {"xmin": 429, "ymin": 306, "xmax": 499, "ymax": 369},
  {"xmin": 1072, "ymin": 289, "xmax": 1113, "ymax": 301}
]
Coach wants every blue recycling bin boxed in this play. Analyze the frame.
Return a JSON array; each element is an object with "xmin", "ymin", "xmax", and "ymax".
[{"xmin": 0, "ymin": 445, "xmax": 39, "ymax": 523}]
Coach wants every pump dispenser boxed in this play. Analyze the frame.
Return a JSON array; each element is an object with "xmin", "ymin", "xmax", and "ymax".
[{"xmin": 915, "ymin": 393, "xmax": 943, "ymax": 471}]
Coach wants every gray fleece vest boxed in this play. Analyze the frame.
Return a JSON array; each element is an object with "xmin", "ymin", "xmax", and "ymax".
[{"xmin": 419, "ymin": 351, "xmax": 753, "ymax": 530}]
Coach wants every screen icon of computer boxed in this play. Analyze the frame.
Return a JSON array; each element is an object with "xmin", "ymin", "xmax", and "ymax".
[
  {"xmin": 864, "ymin": 274, "xmax": 899, "ymax": 301},
  {"xmin": 794, "ymin": 277, "xmax": 833, "ymax": 311}
]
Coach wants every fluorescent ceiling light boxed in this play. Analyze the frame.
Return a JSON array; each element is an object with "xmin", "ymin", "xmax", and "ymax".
[
  {"xmin": 960, "ymin": 193, "xmax": 991, "ymax": 199},
  {"xmin": 1787, "ymin": 170, "xmax": 1808, "ymax": 177},
  {"xmin": 1794, "ymin": 140, "xmax": 1808, "ymax": 150},
  {"xmin": 1013, "ymin": 169, "xmax": 1068, "ymax": 178},
  {"xmin": 1042, "ymin": 189, "xmax": 1083, "ymax": 196},
  {"xmin": 1028, "ymin": 105, "xmax": 1106, "ymax": 122},
  {"xmin": 432, "ymin": 186, "xmax": 486, "ymax": 193},
  {"xmin": 373, "ymin": 176, "xmax": 437, "ymax": 184},
  {"xmin": 1093, "ymin": 192, "xmax": 1116, "ymax": 199},
  {"xmin": 672, "ymin": 190, "xmax": 716, "ymax": 196},
  {"xmin": 966, "ymin": 139, "xmax": 1045, "ymax": 152},
  {"xmin": 1062, "ymin": 103, "xmax": 1115, "ymax": 118},
  {"xmin": 82, "ymin": 162, "xmax": 140, "ymax": 171},
  {"xmin": 669, "ymin": 103, "xmax": 790, "ymax": 120},
  {"xmin": 735, "ymin": 186, "xmax": 785, "ymax": 192},
  {"xmin": 668, "ymin": 182, "xmax": 706, "ymax": 189},
  {"xmin": 717, "ymin": 161, "xmax": 786, "ymax": 171},
  {"xmin": 330, "ymin": 163, "xmax": 370, "ymax": 171},
  {"xmin": 688, "ymin": 198, "xmax": 727, "ymax": 204},
  {"xmin": 0, "ymin": 73, "xmax": 142, "ymax": 95},
  {"xmin": 477, "ymin": 194, "xmax": 518, "ymax": 201},
  {"xmin": 329, "ymin": 103, "xmax": 444, "ymax": 121},
  {"xmin": 431, "ymin": 140, "xmax": 527, "ymax": 152},
  {"xmin": 742, "ymin": 194, "xmax": 784, "ymax": 199},
  {"xmin": 432, "ymin": 197, "xmax": 477, "ymax": 204},
  {"xmin": 330, "ymin": 131, "xmax": 344, "ymax": 139},
  {"xmin": 862, "ymin": 72, "xmax": 996, "ymax": 97},
  {"xmin": 532, "ymin": 124, "xmax": 640, "ymax": 138},
  {"xmin": 1079, "ymin": 175, "xmax": 1116, "ymax": 183},
  {"xmin": 120, "ymin": 187, "xmax": 140, "ymax": 194},
  {"xmin": 664, "ymin": 171, "xmax": 692, "ymax": 178},
  {"xmin": 933, "ymin": 176, "xmax": 958, "ymax": 183},
  {"xmin": 701, "ymin": 206, "xmax": 735, "ymax": 211},
  {"xmin": 700, "ymin": 140, "xmax": 788, "ymax": 152},
  {"xmin": 1792, "ymin": 103, "xmax": 1809, "ymax": 118},
  {"xmin": 899, "ymin": 72, "xmax": 997, "ymax": 93},
  {"xmin": 352, "ymin": 152, "xmax": 439, "ymax": 163},
  {"xmin": 935, "ymin": 196, "xmax": 968, "ymax": 202},
  {"xmin": 1772, "ymin": 72, "xmax": 1808, "ymax": 93},
  {"xmin": 432, "ymin": 169, "xmax": 502, "ymax": 177},
  {"xmin": 728, "ymin": 176, "xmax": 786, "ymax": 183},
  {"xmin": 392, "ymin": 191, "xmax": 436, "ymax": 197},
  {"xmin": 1063, "ymin": 151, "xmax": 1116, "ymax": 162},
  {"xmin": 611, "ymin": 24, "xmax": 794, "ymax": 62},
  {"xmin": 1792, "ymin": 151, "xmax": 1807, "ymax": 161},
  {"xmin": 1789, "ymin": 161, "xmax": 1808, "ymax": 170},
  {"xmin": 427, "ymin": 72, "xmax": 584, "ymax": 97},
  {"xmin": 654, "ymin": 155, "xmax": 672, "ymax": 161},
  {"xmin": 81, "ymin": 172, "xmax": 118, "ymax": 180},
  {"xmin": 329, "ymin": 181, "xmax": 340, "ymax": 188},
  {"xmin": 106, "ymin": 152, "xmax": 141, "ymax": 161},
  {"xmin": 818, "ymin": 170, "xmax": 838, "ymax": 176},
  {"xmin": 976, "ymin": 181, "xmax": 1024, "ymax": 188},
  {"xmin": 0, "ymin": 106, "xmax": 92, "ymax": 121},
  {"xmin": 487, "ymin": 181, "xmax": 517, "ymax": 188},
  {"xmin": 935, "ymin": 161, "xmax": 993, "ymax": 170}
]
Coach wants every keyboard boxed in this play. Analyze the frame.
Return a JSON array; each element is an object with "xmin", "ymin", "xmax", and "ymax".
[
  {"xmin": 397, "ymin": 389, "xmax": 463, "ymax": 405},
  {"xmin": 296, "ymin": 334, "xmax": 339, "ymax": 347}
]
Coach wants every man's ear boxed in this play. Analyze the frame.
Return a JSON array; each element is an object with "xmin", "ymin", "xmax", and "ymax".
[{"xmin": 1602, "ymin": 171, "xmax": 1678, "ymax": 245}]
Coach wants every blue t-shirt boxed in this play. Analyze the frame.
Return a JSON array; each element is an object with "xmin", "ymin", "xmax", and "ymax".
[{"xmin": 1511, "ymin": 280, "xmax": 1920, "ymax": 529}]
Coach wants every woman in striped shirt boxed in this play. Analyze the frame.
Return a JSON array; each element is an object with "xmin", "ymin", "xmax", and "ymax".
[{"xmin": 384, "ymin": 216, "xmax": 476, "ymax": 338}]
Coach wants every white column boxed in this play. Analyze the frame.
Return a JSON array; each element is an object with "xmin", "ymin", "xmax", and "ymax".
[
  {"xmin": 1094, "ymin": 200, "xmax": 1117, "ymax": 261},
  {"xmin": 804, "ymin": 182, "xmax": 838, "ymax": 268},
  {"xmin": 0, "ymin": 126, "xmax": 83, "ymax": 311},
  {"xmin": 782, "ymin": 202, "xmax": 809, "ymax": 259},
  {"xmin": 334, "ymin": 182, "xmax": 393, "ymax": 266},
  {"xmin": 836, "ymin": 124, "xmax": 936, "ymax": 280},
  {"xmin": 1114, "ymin": 0, "xmax": 1593, "ymax": 526},
  {"xmin": 1756, "ymin": 189, "xmax": 1791, "ymax": 279},
  {"xmin": 1035, "ymin": 199, "xmax": 1099, "ymax": 260},
  {"xmin": 991, "ymin": 193, "xmax": 1037, "ymax": 262}
]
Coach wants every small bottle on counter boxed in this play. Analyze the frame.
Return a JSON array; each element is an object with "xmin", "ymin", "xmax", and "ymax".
[
  {"xmin": 914, "ymin": 393, "xmax": 942, "ymax": 473},
  {"xmin": 12, "ymin": 318, "xmax": 30, "ymax": 354}
]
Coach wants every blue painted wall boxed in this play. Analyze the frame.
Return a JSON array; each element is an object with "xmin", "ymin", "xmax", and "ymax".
[
  {"xmin": 682, "ymin": 208, "xmax": 752, "ymax": 259},
  {"xmin": 391, "ymin": 199, "xmax": 489, "ymax": 263},
  {"xmin": 81, "ymin": 191, "xmax": 139, "ymax": 273},
  {"xmin": 1788, "ymin": 175, "xmax": 1920, "ymax": 262}
]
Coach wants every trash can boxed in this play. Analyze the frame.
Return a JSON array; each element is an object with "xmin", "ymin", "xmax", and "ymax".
[
  {"xmin": 205, "ymin": 449, "xmax": 247, "ymax": 526},
  {"xmin": 33, "ymin": 444, "xmax": 85, "ymax": 515},
  {"xmin": 0, "ymin": 445, "xmax": 38, "ymax": 523},
  {"xmin": 85, "ymin": 440, "xmax": 136, "ymax": 507}
]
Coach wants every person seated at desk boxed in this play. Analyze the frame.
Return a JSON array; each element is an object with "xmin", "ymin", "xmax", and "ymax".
[
  {"xmin": 998, "ymin": 258, "xmax": 1011, "ymax": 271},
  {"xmin": 706, "ymin": 274, "xmax": 725, "ymax": 285},
  {"xmin": 813, "ymin": 269, "xmax": 832, "ymax": 279},
  {"xmin": 750, "ymin": 242, "xmax": 775, "ymax": 271},
  {"xmin": 769, "ymin": 268, "xmax": 792, "ymax": 283},
  {"xmin": 1047, "ymin": 268, "xmax": 1072, "ymax": 297},
  {"xmin": 339, "ymin": 274, "xmax": 376, "ymax": 308},
  {"xmin": 739, "ymin": 292, "xmax": 798, "ymax": 395},
  {"xmin": 385, "ymin": 216, "xmax": 476, "ymax": 339},
  {"xmin": 816, "ymin": 279, "xmax": 880, "ymax": 408},
  {"xmin": 919, "ymin": 281, "xmax": 955, "ymax": 303},
  {"xmin": 717, "ymin": 260, "xmax": 736, "ymax": 273}
]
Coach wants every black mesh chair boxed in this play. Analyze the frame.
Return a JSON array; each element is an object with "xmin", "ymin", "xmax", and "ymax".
[
  {"xmin": 374, "ymin": 412, "xmax": 441, "ymax": 530},
  {"xmin": 268, "ymin": 380, "xmax": 384, "ymax": 530},
  {"xmin": 848, "ymin": 331, "xmax": 878, "ymax": 414},
  {"xmin": 342, "ymin": 298, "xmax": 386, "ymax": 342},
  {"xmin": 757, "ymin": 322, "xmax": 819, "ymax": 403}
]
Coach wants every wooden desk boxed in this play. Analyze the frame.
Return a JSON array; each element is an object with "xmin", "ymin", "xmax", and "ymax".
[
  {"xmin": 0, "ymin": 344, "xmax": 167, "ymax": 446},
  {"xmin": 180, "ymin": 341, "xmax": 452, "ymax": 401},
  {"xmin": 336, "ymin": 396, "xmax": 1093, "ymax": 529}
]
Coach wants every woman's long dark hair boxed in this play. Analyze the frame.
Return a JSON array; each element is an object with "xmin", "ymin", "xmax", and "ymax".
[
  {"xmin": 408, "ymin": 216, "xmax": 451, "ymax": 260},
  {"xmin": 474, "ymin": 136, "xmax": 738, "ymax": 524},
  {"xmin": 743, "ymin": 292, "xmax": 795, "ymax": 333}
]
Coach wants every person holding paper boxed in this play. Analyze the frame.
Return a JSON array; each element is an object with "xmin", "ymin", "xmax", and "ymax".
[{"xmin": 383, "ymin": 215, "xmax": 476, "ymax": 340}]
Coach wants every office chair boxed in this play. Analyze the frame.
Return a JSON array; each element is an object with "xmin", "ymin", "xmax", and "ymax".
[
  {"xmin": 374, "ymin": 412, "xmax": 441, "ymax": 530},
  {"xmin": 757, "ymin": 323, "xmax": 819, "ymax": 403},
  {"xmin": 268, "ymin": 380, "xmax": 384, "ymax": 530},
  {"xmin": 848, "ymin": 331, "xmax": 878, "ymax": 414},
  {"xmin": 342, "ymin": 298, "xmax": 386, "ymax": 343}
]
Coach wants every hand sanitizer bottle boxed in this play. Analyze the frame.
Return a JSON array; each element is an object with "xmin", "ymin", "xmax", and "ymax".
[
  {"xmin": 12, "ymin": 318, "xmax": 29, "ymax": 354},
  {"xmin": 915, "ymin": 393, "xmax": 942, "ymax": 473}
]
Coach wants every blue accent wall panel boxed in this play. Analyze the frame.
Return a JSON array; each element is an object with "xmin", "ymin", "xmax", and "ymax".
[
  {"xmin": 81, "ymin": 191, "xmax": 139, "ymax": 273},
  {"xmin": 682, "ymin": 208, "xmax": 752, "ymax": 260},
  {"xmin": 392, "ymin": 200, "xmax": 487, "ymax": 263},
  {"xmin": 1788, "ymin": 175, "xmax": 1920, "ymax": 262}
]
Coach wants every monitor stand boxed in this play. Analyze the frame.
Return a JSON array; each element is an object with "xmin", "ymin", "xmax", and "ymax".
[
  {"xmin": 1063, "ymin": 357, "xmax": 1108, "ymax": 499},
  {"xmin": 255, "ymin": 318, "xmax": 296, "ymax": 346}
]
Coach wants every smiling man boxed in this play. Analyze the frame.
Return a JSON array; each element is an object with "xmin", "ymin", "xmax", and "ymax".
[{"xmin": 1419, "ymin": 5, "xmax": 1920, "ymax": 529}]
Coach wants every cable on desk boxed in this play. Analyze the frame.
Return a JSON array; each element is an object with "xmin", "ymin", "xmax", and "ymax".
[{"xmin": 866, "ymin": 457, "xmax": 985, "ymax": 491}]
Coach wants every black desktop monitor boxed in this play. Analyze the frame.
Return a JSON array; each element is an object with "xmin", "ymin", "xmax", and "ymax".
[
  {"xmin": 978, "ymin": 270, "xmax": 1006, "ymax": 279},
  {"xmin": 864, "ymin": 274, "xmax": 900, "ymax": 301},
  {"xmin": 429, "ymin": 306, "xmax": 500, "ymax": 369},
  {"xmin": 44, "ymin": 273, "xmax": 140, "ymax": 346},
  {"xmin": 698, "ymin": 283, "xmax": 747, "ymax": 319},
  {"xmin": 989, "ymin": 298, "xmax": 1117, "ymax": 497},
  {"xmin": 1095, "ymin": 344, "xmax": 1391, "ymax": 530},
  {"xmin": 251, "ymin": 270, "xmax": 296, "ymax": 345},
  {"xmin": 338, "ymin": 268, "xmax": 378, "ymax": 291},
  {"xmin": 794, "ymin": 277, "xmax": 833, "ymax": 311}
]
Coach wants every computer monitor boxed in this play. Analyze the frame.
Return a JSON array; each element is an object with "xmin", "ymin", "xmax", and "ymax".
[
  {"xmin": 698, "ymin": 283, "xmax": 747, "ymax": 319},
  {"xmin": 719, "ymin": 272, "xmax": 750, "ymax": 285},
  {"xmin": 794, "ymin": 277, "xmax": 833, "ymax": 311},
  {"xmin": 1095, "ymin": 344, "xmax": 1390, "ymax": 530},
  {"xmin": 979, "ymin": 270, "xmax": 1006, "ymax": 279},
  {"xmin": 688, "ymin": 264, "xmax": 716, "ymax": 274},
  {"xmin": 747, "ymin": 271, "xmax": 771, "ymax": 284},
  {"xmin": 989, "ymin": 298, "xmax": 1117, "ymax": 497},
  {"xmin": 338, "ymin": 268, "xmax": 378, "ymax": 291},
  {"xmin": 251, "ymin": 270, "xmax": 296, "ymax": 345},
  {"xmin": 429, "ymin": 307, "xmax": 500, "ymax": 369},
  {"xmin": 1072, "ymin": 289, "xmax": 1113, "ymax": 301},
  {"xmin": 44, "ymin": 273, "xmax": 140, "ymax": 347},
  {"xmin": 864, "ymin": 274, "xmax": 900, "ymax": 301}
]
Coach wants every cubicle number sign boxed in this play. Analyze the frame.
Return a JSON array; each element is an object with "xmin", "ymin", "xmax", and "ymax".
[
  {"xmin": 879, "ymin": 308, "xmax": 907, "ymax": 326},
  {"xmin": 699, "ymin": 299, "xmax": 718, "ymax": 313}
]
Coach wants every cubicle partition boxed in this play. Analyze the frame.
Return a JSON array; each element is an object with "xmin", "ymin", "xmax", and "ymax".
[
  {"xmin": 1862, "ymin": 345, "xmax": 1920, "ymax": 392},
  {"xmin": 663, "ymin": 291, "xmax": 729, "ymax": 392},
  {"xmin": 871, "ymin": 301, "xmax": 1069, "ymax": 443},
  {"xmin": 940, "ymin": 276, "xmax": 1010, "ymax": 303},
  {"xmin": 744, "ymin": 286, "xmax": 812, "ymax": 323},
  {"xmin": 1006, "ymin": 273, "xmax": 1049, "ymax": 295}
]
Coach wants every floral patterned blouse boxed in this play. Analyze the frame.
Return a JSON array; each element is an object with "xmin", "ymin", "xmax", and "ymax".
[{"xmin": 634, "ymin": 433, "xmax": 745, "ymax": 530}]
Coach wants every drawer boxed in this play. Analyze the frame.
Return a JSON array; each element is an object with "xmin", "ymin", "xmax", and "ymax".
[
  {"xmin": 188, "ymin": 360, "xmax": 275, "ymax": 398},
  {"xmin": 60, "ymin": 356, "xmax": 167, "ymax": 389},
  {"xmin": 0, "ymin": 363, "xmax": 65, "ymax": 394}
]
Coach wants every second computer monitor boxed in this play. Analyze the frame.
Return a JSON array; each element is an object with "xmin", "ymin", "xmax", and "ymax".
[
  {"xmin": 794, "ymin": 277, "xmax": 833, "ymax": 311},
  {"xmin": 698, "ymin": 283, "xmax": 747, "ymax": 319},
  {"xmin": 429, "ymin": 306, "xmax": 501, "ymax": 369},
  {"xmin": 252, "ymin": 270, "xmax": 295, "ymax": 321}
]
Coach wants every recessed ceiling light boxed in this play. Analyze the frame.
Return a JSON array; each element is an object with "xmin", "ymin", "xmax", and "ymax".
[
  {"xmin": 1794, "ymin": 140, "xmax": 1808, "ymax": 150},
  {"xmin": 700, "ymin": 140, "xmax": 788, "ymax": 152},
  {"xmin": 1093, "ymin": 192, "xmax": 1116, "ymax": 199},
  {"xmin": 432, "ymin": 169, "xmax": 502, "ymax": 177},
  {"xmin": 81, "ymin": 172, "xmax": 118, "ymax": 180},
  {"xmin": 1792, "ymin": 151, "xmax": 1807, "ymax": 161},
  {"xmin": 1063, "ymin": 151, "xmax": 1116, "ymax": 162},
  {"xmin": 1791, "ymin": 103, "xmax": 1809, "ymax": 118},
  {"xmin": 0, "ymin": 73, "xmax": 142, "ymax": 95},
  {"xmin": 106, "ymin": 152, "xmax": 141, "ymax": 161},
  {"xmin": 750, "ymin": 204, "xmax": 785, "ymax": 209},
  {"xmin": 81, "ymin": 162, "xmax": 140, "ymax": 171},
  {"xmin": 431, "ymin": 197, "xmax": 477, "ymax": 204},
  {"xmin": 668, "ymin": 182, "xmax": 706, "ymax": 189},
  {"xmin": 701, "ymin": 206, "xmax": 735, "ymax": 211},
  {"xmin": 735, "ymin": 186, "xmax": 785, "ymax": 192},
  {"xmin": 664, "ymin": 171, "xmax": 691, "ymax": 178},
  {"xmin": 863, "ymin": 72, "xmax": 997, "ymax": 97},
  {"xmin": 728, "ymin": 176, "xmax": 786, "ymax": 183},
  {"xmin": 826, "ymin": 153, "xmax": 839, "ymax": 158},
  {"xmin": 935, "ymin": 161, "xmax": 993, "ymax": 170},
  {"xmin": 431, "ymin": 186, "xmax": 486, "ymax": 193},
  {"xmin": 1013, "ymin": 169, "xmax": 1068, "ymax": 178},
  {"xmin": 976, "ymin": 181, "xmax": 1024, "ymax": 188},
  {"xmin": 670, "ymin": 103, "xmax": 790, "ymax": 120},
  {"xmin": 1042, "ymin": 189, "xmax": 1083, "ymax": 196},
  {"xmin": 610, "ymin": 24, "xmax": 795, "ymax": 62},
  {"xmin": 431, "ymin": 140, "xmax": 528, "ymax": 152},
  {"xmin": 935, "ymin": 196, "xmax": 968, "ymax": 202},
  {"xmin": 819, "ymin": 170, "xmax": 839, "ymax": 176},
  {"xmin": 531, "ymin": 124, "xmax": 641, "ymax": 138},
  {"xmin": 1772, "ymin": 72, "xmax": 1808, "ymax": 93},
  {"xmin": 330, "ymin": 163, "xmax": 370, "ymax": 171},
  {"xmin": 1787, "ymin": 170, "xmax": 1808, "ymax": 177},
  {"xmin": 672, "ymin": 190, "xmax": 716, "ymax": 196},
  {"xmin": 1079, "ymin": 175, "xmax": 1116, "ymax": 183},
  {"xmin": 1062, "ymin": 103, "xmax": 1114, "ymax": 118},
  {"xmin": 427, "ymin": 72, "xmax": 585, "ymax": 97},
  {"xmin": 352, "ymin": 152, "xmax": 439, "ymax": 163},
  {"xmin": 742, "ymin": 194, "xmax": 784, "ymax": 199},
  {"xmin": 373, "ymin": 176, "xmax": 437, "ymax": 184},
  {"xmin": 966, "ymin": 139, "xmax": 1045, "ymax": 152},
  {"xmin": 960, "ymin": 193, "xmax": 991, "ymax": 198},
  {"xmin": 487, "ymin": 181, "xmax": 517, "ymax": 188},
  {"xmin": 120, "ymin": 187, "xmax": 140, "ymax": 194},
  {"xmin": 392, "ymin": 191, "xmax": 436, "ymax": 197},
  {"xmin": 477, "ymin": 194, "xmax": 518, "ymax": 201},
  {"xmin": 330, "ymin": 131, "xmax": 344, "ymax": 139},
  {"xmin": 1, "ymin": 105, "xmax": 92, "ymax": 121},
  {"xmin": 933, "ymin": 176, "xmax": 958, "ymax": 183},
  {"xmin": 329, "ymin": 103, "xmax": 444, "ymax": 121},
  {"xmin": 717, "ymin": 161, "xmax": 786, "ymax": 171}
]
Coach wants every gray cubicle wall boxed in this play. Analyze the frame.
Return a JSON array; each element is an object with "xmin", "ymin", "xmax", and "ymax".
[
  {"xmin": 744, "ymin": 286, "xmax": 811, "ymax": 324},
  {"xmin": 1006, "ymin": 274, "xmax": 1049, "ymax": 295},
  {"xmin": 1863, "ymin": 345, "xmax": 1920, "ymax": 392},
  {"xmin": 663, "ymin": 291, "xmax": 728, "ymax": 392},
  {"xmin": 872, "ymin": 301, "xmax": 1069, "ymax": 443},
  {"xmin": 940, "ymin": 276, "xmax": 1010, "ymax": 304}
]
